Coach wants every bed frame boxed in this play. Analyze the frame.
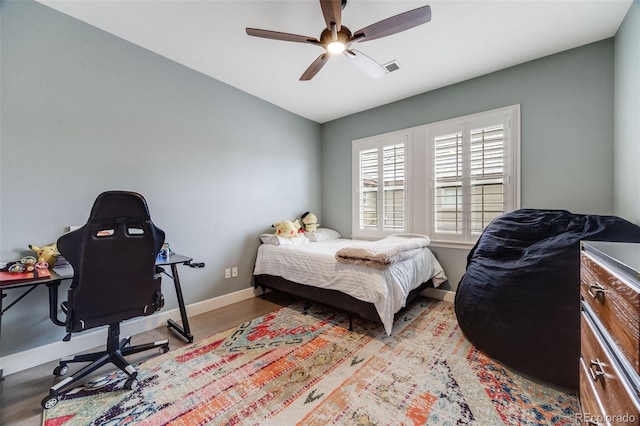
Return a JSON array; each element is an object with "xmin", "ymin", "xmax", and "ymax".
[{"xmin": 253, "ymin": 274, "xmax": 435, "ymax": 330}]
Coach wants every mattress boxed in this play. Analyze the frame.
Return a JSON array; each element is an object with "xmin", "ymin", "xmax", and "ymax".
[{"xmin": 253, "ymin": 238, "xmax": 447, "ymax": 334}]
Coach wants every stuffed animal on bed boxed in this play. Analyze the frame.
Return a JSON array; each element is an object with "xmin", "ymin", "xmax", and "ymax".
[
  {"xmin": 301, "ymin": 212, "xmax": 319, "ymax": 232},
  {"xmin": 273, "ymin": 219, "xmax": 303, "ymax": 238}
]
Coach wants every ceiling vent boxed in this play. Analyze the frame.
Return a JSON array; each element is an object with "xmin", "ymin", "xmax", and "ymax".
[{"xmin": 383, "ymin": 61, "xmax": 400, "ymax": 73}]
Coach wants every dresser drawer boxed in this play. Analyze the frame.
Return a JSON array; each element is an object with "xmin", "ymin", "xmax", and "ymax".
[
  {"xmin": 581, "ymin": 311, "xmax": 640, "ymax": 421},
  {"xmin": 581, "ymin": 253, "xmax": 640, "ymax": 374}
]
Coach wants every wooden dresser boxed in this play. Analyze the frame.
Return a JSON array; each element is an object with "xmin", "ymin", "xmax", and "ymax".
[{"xmin": 579, "ymin": 241, "xmax": 640, "ymax": 425}]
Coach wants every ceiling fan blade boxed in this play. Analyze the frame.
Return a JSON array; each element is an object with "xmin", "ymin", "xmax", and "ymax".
[
  {"xmin": 345, "ymin": 49, "xmax": 387, "ymax": 79},
  {"xmin": 320, "ymin": 0, "xmax": 343, "ymax": 32},
  {"xmin": 300, "ymin": 53, "xmax": 329, "ymax": 81},
  {"xmin": 351, "ymin": 5, "xmax": 431, "ymax": 43},
  {"xmin": 246, "ymin": 28, "xmax": 319, "ymax": 44}
]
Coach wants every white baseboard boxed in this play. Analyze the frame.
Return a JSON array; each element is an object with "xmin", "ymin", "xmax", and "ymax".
[
  {"xmin": 420, "ymin": 287, "xmax": 456, "ymax": 303},
  {"xmin": 1, "ymin": 287, "xmax": 260, "ymax": 376}
]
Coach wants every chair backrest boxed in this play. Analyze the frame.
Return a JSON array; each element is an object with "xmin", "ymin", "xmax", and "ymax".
[{"xmin": 57, "ymin": 191, "xmax": 166, "ymax": 332}]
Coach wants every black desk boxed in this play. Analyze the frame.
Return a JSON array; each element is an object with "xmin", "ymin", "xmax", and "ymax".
[
  {"xmin": 0, "ymin": 253, "xmax": 196, "ymax": 380},
  {"xmin": 154, "ymin": 254, "xmax": 195, "ymax": 343}
]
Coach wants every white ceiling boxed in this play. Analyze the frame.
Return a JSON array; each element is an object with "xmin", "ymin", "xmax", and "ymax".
[{"xmin": 38, "ymin": 0, "xmax": 632, "ymax": 123}]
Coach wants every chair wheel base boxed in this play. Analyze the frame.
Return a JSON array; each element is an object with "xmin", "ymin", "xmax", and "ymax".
[
  {"xmin": 53, "ymin": 364, "xmax": 69, "ymax": 377},
  {"xmin": 41, "ymin": 393, "xmax": 59, "ymax": 410},
  {"xmin": 124, "ymin": 376, "xmax": 138, "ymax": 391}
]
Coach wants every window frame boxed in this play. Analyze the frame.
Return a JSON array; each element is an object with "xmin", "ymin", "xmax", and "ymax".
[{"xmin": 350, "ymin": 105, "xmax": 520, "ymax": 245}]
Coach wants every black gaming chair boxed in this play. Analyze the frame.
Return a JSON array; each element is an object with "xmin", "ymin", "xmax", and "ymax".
[{"xmin": 41, "ymin": 191, "xmax": 170, "ymax": 409}]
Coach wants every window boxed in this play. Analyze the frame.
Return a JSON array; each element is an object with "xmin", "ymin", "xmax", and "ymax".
[
  {"xmin": 429, "ymin": 106, "xmax": 519, "ymax": 244},
  {"xmin": 351, "ymin": 105, "xmax": 520, "ymax": 244},
  {"xmin": 352, "ymin": 131, "xmax": 410, "ymax": 238}
]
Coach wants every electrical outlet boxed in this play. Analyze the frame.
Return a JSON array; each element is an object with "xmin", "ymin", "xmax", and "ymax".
[
  {"xmin": 232, "ymin": 267, "xmax": 238, "ymax": 277},
  {"xmin": 224, "ymin": 268, "xmax": 231, "ymax": 279}
]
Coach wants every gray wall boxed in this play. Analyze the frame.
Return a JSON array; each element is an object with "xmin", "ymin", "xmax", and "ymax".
[
  {"xmin": 614, "ymin": 0, "xmax": 640, "ymax": 223},
  {"xmin": 321, "ymin": 40, "xmax": 616, "ymax": 288},
  {"xmin": 0, "ymin": 1, "xmax": 321, "ymax": 355}
]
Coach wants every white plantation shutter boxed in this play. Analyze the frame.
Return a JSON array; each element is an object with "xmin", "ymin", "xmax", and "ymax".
[
  {"xmin": 430, "ymin": 107, "xmax": 518, "ymax": 244},
  {"xmin": 353, "ymin": 132, "xmax": 409, "ymax": 237},
  {"xmin": 352, "ymin": 105, "xmax": 519, "ymax": 243},
  {"xmin": 469, "ymin": 125, "xmax": 505, "ymax": 235},
  {"xmin": 433, "ymin": 132, "xmax": 463, "ymax": 234},
  {"xmin": 359, "ymin": 147, "xmax": 379, "ymax": 230},
  {"xmin": 382, "ymin": 144, "xmax": 405, "ymax": 231}
]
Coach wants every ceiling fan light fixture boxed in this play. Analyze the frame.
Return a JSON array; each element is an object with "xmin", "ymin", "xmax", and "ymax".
[
  {"xmin": 246, "ymin": 1, "xmax": 432, "ymax": 80},
  {"xmin": 327, "ymin": 41, "xmax": 346, "ymax": 54}
]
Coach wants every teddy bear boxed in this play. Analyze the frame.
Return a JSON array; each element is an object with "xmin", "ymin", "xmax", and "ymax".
[
  {"xmin": 273, "ymin": 219, "xmax": 303, "ymax": 238},
  {"xmin": 301, "ymin": 212, "xmax": 319, "ymax": 232}
]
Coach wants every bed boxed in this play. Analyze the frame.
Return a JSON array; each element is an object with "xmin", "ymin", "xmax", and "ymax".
[{"xmin": 252, "ymin": 229, "xmax": 447, "ymax": 334}]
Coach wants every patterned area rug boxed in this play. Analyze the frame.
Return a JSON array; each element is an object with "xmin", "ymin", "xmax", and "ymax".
[{"xmin": 43, "ymin": 298, "xmax": 579, "ymax": 425}]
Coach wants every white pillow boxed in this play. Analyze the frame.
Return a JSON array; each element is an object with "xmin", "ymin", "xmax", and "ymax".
[
  {"xmin": 305, "ymin": 228, "xmax": 341, "ymax": 242},
  {"xmin": 259, "ymin": 234, "xmax": 280, "ymax": 245},
  {"xmin": 260, "ymin": 234, "xmax": 309, "ymax": 245}
]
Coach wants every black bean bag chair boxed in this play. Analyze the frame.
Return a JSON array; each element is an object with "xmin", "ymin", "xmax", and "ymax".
[{"xmin": 455, "ymin": 209, "xmax": 640, "ymax": 390}]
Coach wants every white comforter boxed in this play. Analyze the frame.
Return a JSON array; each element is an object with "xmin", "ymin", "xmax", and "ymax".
[{"xmin": 253, "ymin": 238, "xmax": 447, "ymax": 334}]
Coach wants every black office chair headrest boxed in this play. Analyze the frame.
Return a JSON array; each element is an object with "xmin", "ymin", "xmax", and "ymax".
[{"xmin": 88, "ymin": 191, "xmax": 151, "ymax": 223}]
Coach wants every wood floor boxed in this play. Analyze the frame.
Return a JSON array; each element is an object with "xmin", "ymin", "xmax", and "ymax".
[{"xmin": 0, "ymin": 292, "xmax": 299, "ymax": 426}]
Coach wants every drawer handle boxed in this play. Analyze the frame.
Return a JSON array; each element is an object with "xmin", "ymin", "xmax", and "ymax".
[
  {"xmin": 588, "ymin": 283, "xmax": 605, "ymax": 300},
  {"xmin": 589, "ymin": 359, "xmax": 605, "ymax": 382}
]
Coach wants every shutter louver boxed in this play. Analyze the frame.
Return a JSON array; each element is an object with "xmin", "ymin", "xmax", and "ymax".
[
  {"xmin": 433, "ymin": 132, "xmax": 463, "ymax": 234},
  {"xmin": 359, "ymin": 148, "xmax": 379, "ymax": 230},
  {"xmin": 470, "ymin": 125, "xmax": 504, "ymax": 234},
  {"xmin": 383, "ymin": 144, "xmax": 405, "ymax": 231}
]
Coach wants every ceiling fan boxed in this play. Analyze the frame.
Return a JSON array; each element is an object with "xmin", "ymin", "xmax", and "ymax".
[{"xmin": 246, "ymin": 0, "xmax": 431, "ymax": 81}]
